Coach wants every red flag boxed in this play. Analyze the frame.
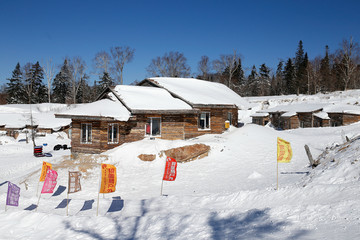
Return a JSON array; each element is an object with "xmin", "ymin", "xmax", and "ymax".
[
  {"xmin": 163, "ymin": 157, "xmax": 177, "ymax": 181},
  {"xmin": 41, "ymin": 169, "xmax": 58, "ymax": 194}
]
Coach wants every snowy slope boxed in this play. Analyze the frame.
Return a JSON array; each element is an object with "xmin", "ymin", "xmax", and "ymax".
[{"xmin": 1, "ymin": 91, "xmax": 360, "ymax": 239}]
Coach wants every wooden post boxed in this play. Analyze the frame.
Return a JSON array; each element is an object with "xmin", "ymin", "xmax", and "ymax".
[
  {"xmin": 160, "ymin": 180, "xmax": 164, "ymax": 196},
  {"xmin": 96, "ymin": 193, "xmax": 100, "ymax": 216},
  {"xmin": 36, "ymin": 181, "xmax": 40, "ymax": 197},
  {"xmin": 36, "ymin": 193, "xmax": 41, "ymax": 212},
  {"xmin": 66, "ymin": 192, "xmax": 69, "ymax": 216},
  {"xmin": 304, "ymin": 145, "xmax": 315, "ymax": 167},
  {"xmin": 276, "ymin": 141, "xmax": 279, "ymax": 191}
]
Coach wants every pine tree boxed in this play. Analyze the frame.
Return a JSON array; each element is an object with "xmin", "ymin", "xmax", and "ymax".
[
  {"xmin": 283, "ymin": 58, "xmax": 296, "ymax": 94},
  {"xmin": 247, "ymin": 65, "xmax": 260, "ymax": 96},
  {"xmin": 76, "ymin": 74, "xmax": 90, "ymax": 103},
  {"xmin": 319, "ymin": 45, "xmax": 332, "ymax": 92},
  {"xmin": 31, "ymin": 62, "xmax": 48, "ymax": 103},
  {"xmin": 52, "ymin": 59, "xmax": 72, "ymax": 103},
  {"xmin": 6, "ymin": 63, "xmax": 26, "ymax": 104},
  {"xmin": 274, "ymin": 61, "xmax": 284, "ymax": 95},
  {"xmin": 294, "ymin": 40, "xmax": 307, "ymax": 94},
  {"xmin": 259, "ymin": 63, "xmax": 271, "ymax": 96},
  {"xmin": 98, "ymin": 71, "xmax": 113, "ymax": 91}
]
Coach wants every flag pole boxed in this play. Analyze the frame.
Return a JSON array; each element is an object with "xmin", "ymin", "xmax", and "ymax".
[
  {"xmin": 160, "ymin": 157, "xmax": 167, "ymax": 196},
  {"xmin": 96, "ymin": 193, "xmax": 100, "ymax": 216},
  {"xmin": 66, "ymin": 192, "xmax": 69, "ymax": 216},
  {"xmin": 97, "ymin": 164, "xmax": 101, "ymax": 216},
  {"xmin": 36, "ymin": 192, "xmax": 41, "ymax": 212},
  {"xmin": 276, "ymin": 139, "xmax": 279, "ymax": 191},
  {"xmin": 36, "ymin": 181, "xmax": 40, "ymax": 197}
]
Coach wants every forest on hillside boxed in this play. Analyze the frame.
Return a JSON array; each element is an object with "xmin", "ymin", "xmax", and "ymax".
[{"xmin": 1, "ymin": 37, "xmax": 359, "ymax": 105}]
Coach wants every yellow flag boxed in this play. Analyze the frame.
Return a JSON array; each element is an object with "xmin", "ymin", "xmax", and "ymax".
[
  {"xmin": 40, "ymin": 161, "xmax": 52, "ymax": 182},
  {"xmin": 277, "ymin": 137, "xmax": 292, "ymax": 163},
  {"xmin": 99, "ymin": 164, "xmax": 117, "ymax": 193}
]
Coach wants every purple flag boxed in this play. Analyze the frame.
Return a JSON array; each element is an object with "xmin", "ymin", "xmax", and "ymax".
[{"xmin": 6, "ymin": 182, "xmax": 20, "ymax": 206}]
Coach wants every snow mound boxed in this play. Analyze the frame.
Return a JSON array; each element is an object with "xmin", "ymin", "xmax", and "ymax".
[
  {"xmin": 248, "ymin": 171, "xmax": 263, "ymax": 179},
  {"xmin": 302, "ymin": 136, "xmax": 360, "ymax": 186}
]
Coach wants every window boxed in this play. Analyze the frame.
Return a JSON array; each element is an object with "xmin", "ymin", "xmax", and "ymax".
[
  {"xmin": 227, "ymin": 112, "xmax": 232, "ymax": 125},
  {"xmin": 108, "ymin": 123, "xmax": 118, "ymax": 144},
  {"xmin": 198, "ymin": 112, "xmax": 210, "ymax": 130},
  {"xmin": 145, "ymin": 118, "xmax": 161, "ymax": 136},
  {"xmin": 81, "ymin": 123, "xmax": 92, "ymax": 144}
]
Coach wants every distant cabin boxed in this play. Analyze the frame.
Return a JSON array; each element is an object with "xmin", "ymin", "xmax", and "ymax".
[
  {"xmin": 251, "ymin": 103, "xmax": 360, "ymax": 129},
  {"xmin": 56, "ymin": 77, "xmax": 249, "ymax": 154}
]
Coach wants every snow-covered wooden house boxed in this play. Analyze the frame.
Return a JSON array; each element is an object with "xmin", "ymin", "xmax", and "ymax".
[{"xmin": 56, "ymin": 78, "xmax": 249, "ymax": 154}]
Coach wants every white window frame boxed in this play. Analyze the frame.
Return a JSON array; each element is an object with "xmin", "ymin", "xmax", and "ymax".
[
  {"xmin": 108, "ymin": 123, "xmax": 119, "ymax": 144},
  {"xmin": 81, "ymin": 123, "xmax": 92, "ymax": 144},
  {"xmin": 145, "ymin": 117, "xmax": 161, "ymax": 137},
  {"xmin": 198, "ymin": 112, "xmax": 211, "ymax": 130}
]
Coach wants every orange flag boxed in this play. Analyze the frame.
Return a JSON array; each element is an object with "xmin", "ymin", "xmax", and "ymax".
[
  {"xmin": 39, "ymin": 161, "xmax": 52, "ymax": 182},
  {"xmin": 99, "ymin": 164, "xmax": 117, "ymax": 193},
  {"xmin": 277, "ymin": 137, "xmax": 292, "ymax": 163}
]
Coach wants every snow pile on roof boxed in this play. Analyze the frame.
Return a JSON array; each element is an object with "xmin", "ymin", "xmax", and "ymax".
[
  {"xmin": 58, "ymin": 98, "xmax": 131, "ymax": 121},
  {"xmin": 112, "ymin": 85, "xmax": 192, "ymax": 111},
  {"xmin": 281, "ymin": 111, "xmax": 297, "ymax": 117},
  {"xmin": 313, "ymin": 111, "xmax": 330, "ymax": 120},
  {"xmin": 147, "ymin": 77, "xmax": 250, "ymax": 109},
  {"xmin": 250, "ymin": 112, "xmax": 269, "ymax": 117},
  {"xmin": 262, "ymin": 103, "xmax": 326, "ymax": 113},
  {"xmin": 323, "ymin": 103, "xmax": 360, "ymax": 115}
]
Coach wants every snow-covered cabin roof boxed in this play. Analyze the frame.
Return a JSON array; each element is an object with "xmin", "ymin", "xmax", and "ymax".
[
  {"xmin": 56, "ymin": 98, "xmax": 131, "ymax": 121},
  {"xmin": 313, "ymin": 111, "xmax": 330, "ymax": 120},
  {"xmin": 250, "ymin": 112, "xmax": 269, "ymax": 117},
  {"xmin": 110, "ymin": 85, "xmax": 193, "ymax": 112},
  {"xmin": 143, "ymin": 77, "xmax": 250, "ymax": 109},
  {"xmin": 323, "ymin": 104, "xmax": 360, "ymax": 115},
  {"xmin": 281, "ymin": 111, "xmax": 297, "ymax": 117},
  {"xmin": 263, "ymin": 103, "xmax": 325, "ymax": 113}
]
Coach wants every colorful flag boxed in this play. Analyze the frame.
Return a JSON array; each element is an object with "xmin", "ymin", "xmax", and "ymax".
[
  {"xmin": 163, "ymin": 157, "xmax": 177, "ymax": 181},
  {"xmin": 277, "ymin": 137, "xmax": 292, "ymax": 163},
  {"xmin": 40, "ymin": 161, "xmax": 52, "ymax": 182},
  {"xmin": 99, "ymin": 164, "xmax": 117, "ymax": 193},
  {"xmin": 6, "ymin": 182, "xmax": 20, "ymax": 206},
  {"xmin": 41, "ymin": 169, "xmax": 58, "ymax": 193},
  {"xmin": 68, "ymin": 171, "xmax": 82, "ymax": 194}
]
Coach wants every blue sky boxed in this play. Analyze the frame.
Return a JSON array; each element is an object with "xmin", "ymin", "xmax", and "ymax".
[{"xmin": 1, "ymin": 0, "xmax": 359, "ymax": 86}]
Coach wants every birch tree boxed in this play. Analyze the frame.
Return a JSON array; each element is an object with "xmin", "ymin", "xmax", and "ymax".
[
  {"xmin": 69, "ymin": 57, "xmax": 87, "ymax": 104},
  {"xmin": 93, "ymin": 51, "xmax": 111, "ymax": 76},
  {"xmin": 110, "ymin": 46, "xmax": 135, "ymax": 85},
  {"xmin": 212, "ymin": 50, "xmax": 241, "ymax": 88},
  {"xmin": 42, "ymin": 59, "xmax": 55, "ymax": 103},
  {"xmin": 147, "ymin": 51, "xmax": 190, "ymax": 77}
]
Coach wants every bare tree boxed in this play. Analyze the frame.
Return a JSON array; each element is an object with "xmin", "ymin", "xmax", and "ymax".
[
  {"xmin": 93, "ymin": 51, "xmax": 111, "ymax": 75},
  {"xmin": 198, "ymin": 55, "xmax": 211, "ymax": 80},
  {"xmin": 212, "ymin": 50, "xmax": 241, "ymax": 88},
  {"xmin": 110, "ymin": 46, "xmax": 135, "ymax": 85},
  {"xmin": 147, "ymin": 51, "xmax": 191, "ymax": 78},
  {"xmin": 335, "ymin": 37, "xmax": 360, "ymax": 90},
  {"xmin": 69, "ymin": 56, "xmax": 87, "ymax": 104},
  {"xmin": 42, "ymin": 59, "xmax": 55, "ymax": 103}
]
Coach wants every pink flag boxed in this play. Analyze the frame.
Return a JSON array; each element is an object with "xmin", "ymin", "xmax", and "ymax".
[{"xmin": 41, "ymin": 169, "xmax": 58, "ymax": 194}]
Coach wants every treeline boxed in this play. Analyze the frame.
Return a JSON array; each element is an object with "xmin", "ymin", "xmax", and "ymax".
[{"xmin": 3, "ymin": 37, "xmax": 360, "ymax": 104}]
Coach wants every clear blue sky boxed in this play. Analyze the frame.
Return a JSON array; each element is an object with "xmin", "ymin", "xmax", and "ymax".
[{"xmin": 1, "ymin": 0, "xmax": 359, "ymax": 86}]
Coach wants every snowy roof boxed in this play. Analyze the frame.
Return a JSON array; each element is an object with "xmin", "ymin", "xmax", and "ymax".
[
  {"xmin": 323, "ymin": 104, "xmax": 360, "ymax": 115},
  {"xmin": 250, "ymin": 112, "xmax": 269, "ymax": 117},
  {"xmin": 281, "ymin": 111, "xmax": 297, "ymax": 117},
  {"xmin": 145, "ymin": 77, "xmax": 250, "ymax": 109},
  {"xmin": 263, "ymin": 103, "xmax": 325, "ymax": 113},
  {"xmin": 313, "ymin": 111, "xmax": 330, "ymax": 120},
  {"xmin": 56, "ymin": 98, "xmax": 131, "ymax": 121},
  {"xmin": 111, "ymin": 85, "xmax": 193, "ymax": 111}
]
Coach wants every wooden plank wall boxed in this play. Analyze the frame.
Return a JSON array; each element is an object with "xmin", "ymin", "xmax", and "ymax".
[{"xmin": 343, "ymin": 114, "xmax": 360, "ymax": 125}]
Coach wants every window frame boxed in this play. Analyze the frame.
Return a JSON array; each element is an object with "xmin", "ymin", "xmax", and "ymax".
[
  {"xmin": 145, "ymin": 117, "xmax": 161, "ymax": 137},
  {"xmin": 198, "ymin": 112, "xmax": 211, "ymax": 130},
  {"xmin": 108, "ymin": 123, "xmax": 119, "ymax": 144},
  {"xmin": 81, "ymin": 123, "xmax": 92, "ymax": 144}
]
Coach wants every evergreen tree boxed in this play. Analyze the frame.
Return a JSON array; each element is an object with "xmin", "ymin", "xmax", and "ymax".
[
  {"xmin": 52, "ymin": 59, "xmax": 72, "ymax": 103},
  {"xmin": 6, "ymin": 63, "xmax": 25, "ymax": 104},
  {"xmin": 319, "ymin": 45, "xmax": 332, "ymax": 92},
  {"xmin": 98, "ymin": 71, "xmax": 113, "ymax": 90},
  {"xmin": 247, "ymin": 65, "xmax": 260, "ymax": 96},
  {"xmin": 294, "ymin": 40, "xmax": 307, "ymax": 94},
  {"xmin": 274, "ymin": 61, "xmax": 284, "ymax": 95},
  {"xmin": 31, "ymin": 62, "xmax": 48, "ymax": 103},
  {"xmin": 258, "ymin": 63, "xmax": 271, "ymax": 96},
  {"xmin": 283, "ymin": 58, "xmax": 296, "ymax": 94},
  {"xmin": 23, "ymin": 62, "xmax": 47, "ymax": 104},
  {"xmin": 76, "ymin": 74, "xmax": 90, "ymax": 103}
]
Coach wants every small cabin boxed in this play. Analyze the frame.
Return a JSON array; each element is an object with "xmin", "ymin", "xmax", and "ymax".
[{"xmin": 56, "ymin": 78, "xmax": 249, "ymax": 154}]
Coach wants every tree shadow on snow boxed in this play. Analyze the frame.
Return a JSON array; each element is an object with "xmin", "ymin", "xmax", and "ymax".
[
  {"xmin": 24, "ymin": 204, "xmax": 37, "ymax": 211},
  {"xmin": 208, "ymin": 208, "xmax": 309, "ymax": 240},
  {"xmin": 0, "ymin": 181, "xmax": 8, "ymax": 187}
]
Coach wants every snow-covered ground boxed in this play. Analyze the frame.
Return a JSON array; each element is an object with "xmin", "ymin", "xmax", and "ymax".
[{"xmin": 1, "ymin": 91, "xmax": 360, "ymax": 239}]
